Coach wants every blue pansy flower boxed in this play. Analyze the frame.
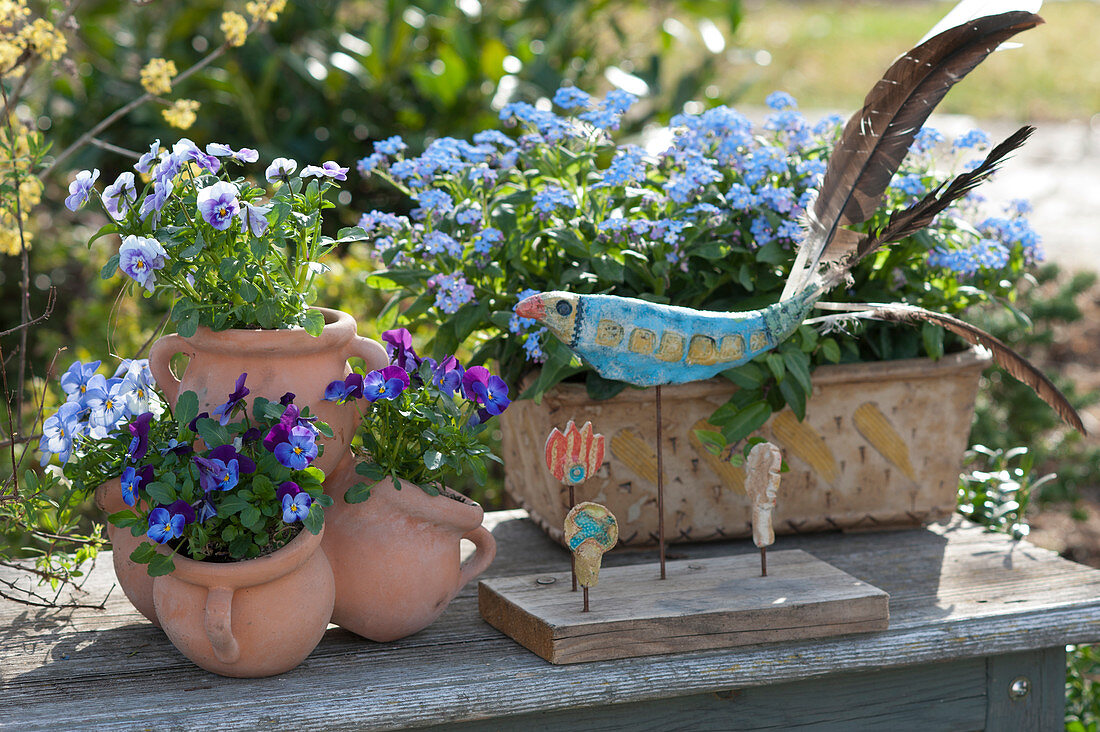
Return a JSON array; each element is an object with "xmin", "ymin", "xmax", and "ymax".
[
  {"xmin": 197, "ymin": 181, "xmax": 240, "ymax": 231},
  {"xmin": 274, "ymin": 426, "xmax": 318, "ymax": 470}
]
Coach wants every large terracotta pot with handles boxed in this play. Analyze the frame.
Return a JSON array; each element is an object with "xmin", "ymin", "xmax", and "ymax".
[
  {"xmin": 321, "ymin": 456, "xmax": 497, "ymax": 642},
  {"xmin": 148, "ymin": 308, "xmax": 386, "ymax": 473},
  {"xmin": 152, "ymin": 525, "xmax": 334, "ymax": 678}
]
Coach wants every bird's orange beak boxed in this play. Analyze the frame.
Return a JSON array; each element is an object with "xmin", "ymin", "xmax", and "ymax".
[{"xmin": 515, "ymin": 294, "xmax": 544, "ymax": 320}]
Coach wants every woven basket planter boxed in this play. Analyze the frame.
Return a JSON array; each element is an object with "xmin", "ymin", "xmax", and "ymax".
[{"xmin": 501, "ymin": 349, "xmax": 990, "ymax": 546}]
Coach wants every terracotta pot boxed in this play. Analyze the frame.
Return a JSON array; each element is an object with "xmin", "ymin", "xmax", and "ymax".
[
  {"xmin": 153, "ymin": 525, "xmax": 334, "ymax": 678},
  {"xmin": 501, "ymin": 349, "xmax": 992, "ymax": 546},
  {"xmin": 95, "ymin": 479, "xmax": 159, "ymax": 626},
  {"xmin": 148, "ymin": 308, "xmax": 387, "ymax": 474},
  {"xmin": 321, "ymin": 457, "xmax": 497, "ymax": 641}
]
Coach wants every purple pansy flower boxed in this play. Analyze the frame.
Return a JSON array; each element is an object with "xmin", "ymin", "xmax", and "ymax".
[
  {"xmin": 208, "ymin": 443, "xmax": 256, "ymax": 474},
  {"xmin": 381, "ymin": 328, "xmax": 419, "ymax": 373},
  {"xmin": 127, "ymin": 412, "xmax": 154, "ymax": 461},
  {"xmin": 196, "ymin": 180, "xmax": 240, "ymax": 231},
  {"xmin": 118, "ymin": 235, "xmax": 168, "ymax": 292},
  {"xmin": 205, "ymin": 143, "xmax": 259, "ymax": 163},
  {"xmin": 430, "ymin": 356, "xmax": 464, "ymax": 396},
  {"xmin": 282, "ymin": 492, "xmax": 313, "ymax": 523},
  {"xmin": 362, "ymin": 365, "xmax": 410, "ymax": 402},
  {"xmin": 120, "ymin": 464, "xmax": 154, "ymax": 507},
  {"xmin": 212, "ymin": 373, "xmax": 250, "ymax": 425},
  {"xmin": 263, "ymin": 403, "xmax": 303, "ymax": 452},
  {"xmin": 172, "ymin": 138, "xmax": 221, "ymax": 173},
  {"xmin": 147, "ymin": 501, "xmax": 195, "ymax": 543},
  {"xmin": 279, "ymin": 392, "xmax": 296, "ymax": 406},
  {"xmin": 193, "ymin": 455, "xmax": 240, "ymax": 492},
  {"xmin": 103, "ymin": 172, "xmax": 137, "ymax": 220},
  {"xmin": 301, "ymin": 161, "xmax": 349, "ymax": 181},
  {"xmin": 240, "ymin": 201, "xmax": 273, "ymax": 236},
  {"xmin": 265, "ymin": 157, "xmax": 297, "ymax": 182},
  {"xmin": 196, "ymin": 495, "xmax": 218, "ymax": 522},
  {"xmin": 65, "ymin": 169, "xmax": 100, "ymax": 211},
  {"xmin": 323, "ymin": 373, "xmax": 364, "ymax": 404},
  {"xmin": 276, "ymin": 481, "xmax": 301, "ymax": 502},
  {"xmin": 461, "ymin": 366, "xmax": 511, "ymax": 415},
  {"xmin": 60, "ymin": 359, "xmax": 101, "ymax": 400},
  {"xmin": 134, "ymin": 140, "xmax": 161, "ymax": 174},
  {"xmin": 273, "ymin": 425, "xmax": 318, "ymax": 470}
]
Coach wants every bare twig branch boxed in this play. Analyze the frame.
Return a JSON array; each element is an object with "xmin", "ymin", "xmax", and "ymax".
[
  {"xmin": 0, "ymin": 288, "xmax": 55, "ymax": 338},
  {"xmin": 87, "ymin": 137, "xmax": 141, "ymax": 159}
]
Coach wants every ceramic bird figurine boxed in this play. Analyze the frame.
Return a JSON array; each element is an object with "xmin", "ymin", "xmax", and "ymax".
[
  {"xmin": 515, "ymin": 8, "xmax": 1083, "ymax": 433},
  {"xmin": 745, "ymin": 442, "xmax": 783, "ymax": 576},
  {"xmin": 565, "ymin": 502, "xmax": 619, "ymax": 612}
]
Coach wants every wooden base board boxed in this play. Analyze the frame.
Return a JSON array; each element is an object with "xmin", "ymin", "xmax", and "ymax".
[{"xmin": 478, "ymin": 549, "xmax": 889, "ymax": 664}]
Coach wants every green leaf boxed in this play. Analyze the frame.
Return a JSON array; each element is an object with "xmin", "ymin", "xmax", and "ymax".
[
  {"xmin": 821, "ymin": 338, "xmax": 842, "ymax": 363},
  {"xmin": 303, "ymin": 503, "xmax": 324, "ymax": 534},
  {"xmin": 765, "ymin": 352, "xmax": 785, "ymax": 381},
  {"xmin": 238, "ymin": 279, "xmax": 259, "ymax": 303},
  {"xmin": 722, "ymin": 362, "xmax": 764, "ymax": 389},
  {"xmin": 344, "ymin": 480, "xmax": 375, "ymax": 504},
  {"xmin": 218, "ymin": 493, "xmax": 252, "ymax": 515},
  {"xmin": 781, "ymin": 347, "xmax": 813, "ymax": 394},
  {"xmin": 585, "ymin": 371, "xmax": 628, "ymax": 400},
  {"xmin": 195, "ymin": 418, "xmax": 230, "ymax": 448},
  {"xmin": 129, "ymin": 542, "xmax": 158, "ymax": 564},
  {"xmin": 718, "ymin": 401, "xmax": 773, "ymax": 444},
  {"xmin": 302, "ymin": 309, "xmax": 325, "ymax": 337},
  {"xmin": 100, "ymin": 254, "xmax": 120, "ymax": 280},
  {"xmin": 256, "ymin": 300, "xmax": 278, "ymax": 329},
  {"xmin": 423, "ymin": 450, "xmax": 444, "ymax": 471},
  {"xmin": 180, "ymin": 230, "xmax": 205, "ymax": 258},
  {"xmin": 175, "ymin": 390, "xmax": 198, "ymax": 434},
  {"xmin": 590, "ymin": 256, "xmax": 625, "ymax": 283},
  {"xmin": 692, "ymin": 428, "xmax": 727, "ymax": 456},
  {"xmin": 147, "ymin": 552, "xmax": 176, "ymax": 577},
  {"xmin": 178, "ymin": 311, "xmax": 198, "ymax": 338},
  {"xmin": 921, "ymin": 323, "xmax": 945, "ymax": 360},
  {"xmin": 778, "ymin": 377, "xmax": 807, "ymax": 421},
  {"xmin": 355, "ymin": 461, "xmax": 386, "ymax": 481},
  {"xmin": 145, "ymin": 481, "xmax": 175, "ymax": 506}
]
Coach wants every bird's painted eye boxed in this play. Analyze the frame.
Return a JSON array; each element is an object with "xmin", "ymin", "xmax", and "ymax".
[{"xmin": 556, "ymin": 300, "xmax": 573, "ymax": 316}]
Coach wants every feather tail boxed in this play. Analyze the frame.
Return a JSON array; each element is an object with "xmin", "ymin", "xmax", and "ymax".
[
  {"xmin": 782, "ymin": 10, "xmax": 1043, "ymax": 300},
  {"xmin": 812, "ymin": 303, "xmax": 1085, "ymax": 434},
  {"xmin": 819, "ymin": 125, "xmax": 1035, "ymax": 290}
]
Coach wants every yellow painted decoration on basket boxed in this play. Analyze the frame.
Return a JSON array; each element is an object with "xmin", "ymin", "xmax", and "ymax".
[
  {"xmin": 770, "ymin": 411, "xmax": 840, "ymax": 484},
  {"xmin": 853, "ymin": 402, "xmax": 917, "ymax": 481},
  {"xmin": 609, "ymin": 429, "xmax": 664, "ymax": 487},
  {"xmin": 687, "ymin": 420, "xmax": 747, "ymax": 494}
]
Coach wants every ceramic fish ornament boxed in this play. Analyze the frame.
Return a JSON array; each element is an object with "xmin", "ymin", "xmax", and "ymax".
[
  {"xmin": 515, "ymin": 8, "xmax": 1084, "ymax": 433},
  {"xmin": 565, "ymin": 502, "xmax": 619, "ymax": 612},
  {"xmin": 745, "ymin": 442, "xmax": 783, "ymax": 576}
]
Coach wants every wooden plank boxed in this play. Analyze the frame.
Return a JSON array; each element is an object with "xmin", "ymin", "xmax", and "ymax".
[
  {"xmin": 985, "ymin": 648, "xmax": 1066, "ymax": 730},
  {"xmin": 420, "ymin": 656, "xmax": 989, "ymax": 732},
  {"xmin": 480, "ymin": 550, "xmax": 889, "ymax": 663},
  {"xmin": 1, "ymin": 515, "xmax": 1099, "ymax": 731}
]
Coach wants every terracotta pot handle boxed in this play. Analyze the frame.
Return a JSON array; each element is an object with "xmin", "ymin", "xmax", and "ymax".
[
  {"xmin": 204, "ymin": 586, "xmax": 241, "ymax": 665},
  {"xmin": 148, "ymin": 334, "xmax": 190, "ymax": 407},
  {"xmin": 457, "ymin": 526, "xmax": 497, "ymax": 592},
  {"xmin": 349, "ymin": 335, "xmax": 388, "ymax": 372}
]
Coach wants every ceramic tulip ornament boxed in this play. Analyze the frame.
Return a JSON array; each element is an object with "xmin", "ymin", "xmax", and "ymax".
[
  {"xmin": 745, "ymin": 441, "xmax": 782, "ymax": 577},
  {"xmin": 564, "ymin": 502, "xmax": 618, "ymax": 613},
  {"xmin": 545, "ymin": 420, "xmax": 605, "ymax": 590}
]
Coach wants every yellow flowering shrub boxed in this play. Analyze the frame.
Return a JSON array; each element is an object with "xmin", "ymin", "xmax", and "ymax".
[
  {"xmin": 140, "ymin": 57, "xmax": 177, "ymax": 96},
  {"xmin": 162, "ymin": 98, "xmax": 200, "ymax": 129},
  {"xmin": 220, "ymin": 11, "xmax": 248, "ymax": 47},
  {"xmin": 245, "ymin": 0, "xmax": 286, "ymax": 24}
]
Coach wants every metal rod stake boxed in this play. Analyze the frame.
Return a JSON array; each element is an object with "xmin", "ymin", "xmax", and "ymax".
[
  {"xmin": 761, "ymin": 546, "xmax": 767, "ymax": 577},
  {"xmin": 569, "ymin": 484, "xmax": 577, "ymax": 592},
  {"xmin": 582, "ymin": 587, "xmax": 589, "ymax": 613},
  {"xmin": 656, "ymin": 385, "xmax": 666, "ymax": 580}
]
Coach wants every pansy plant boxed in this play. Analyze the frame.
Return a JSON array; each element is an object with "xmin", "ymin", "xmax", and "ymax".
[
  {"xmin": 66, "ymin": 138, "xmax": 359, "ymax": 336},
  {"xmin": 43, "ymin": 365, "xmax": 334, "ymax": 576},
  {"xmin": 325, "ymin": 328, "xmax": 510, "ymax": 503}
]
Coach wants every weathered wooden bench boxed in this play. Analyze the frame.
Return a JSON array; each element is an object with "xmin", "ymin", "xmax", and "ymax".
[{"xmin": 3, "ymin": 512, "xmax": 1099, "ymax": 730}]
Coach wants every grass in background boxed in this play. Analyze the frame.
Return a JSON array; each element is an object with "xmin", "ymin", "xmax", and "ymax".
[{"xmin": 729, "ymin": 1, "xmax": 1100, "ymax": 121}]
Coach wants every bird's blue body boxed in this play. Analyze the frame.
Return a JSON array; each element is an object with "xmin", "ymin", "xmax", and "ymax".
[{"xmin": 537, "ymin": 289, "xmax": 819, "ymax": 387}]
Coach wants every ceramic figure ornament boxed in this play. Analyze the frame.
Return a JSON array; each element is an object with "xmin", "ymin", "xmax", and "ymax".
[
  {"xmin": 545, "ymin": 421, "xmax": 606, "ymax": 591},
  {"xmin": 564, "ymin": 502, "xmax": 619, "ymax": 613},
  {"xmin": 745, "ymin": 442, "xmax": 783, "ymax": 577}
]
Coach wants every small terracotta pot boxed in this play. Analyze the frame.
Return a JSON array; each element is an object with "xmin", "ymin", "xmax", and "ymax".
[
  {"xmin": 148, "ymin": 308, "xmax": 387, "ymax": 473},
  {"xmin": 94, "ymin": 479, "xmax": 159, "ymax": 626},
  {"xmin": 153, "ymin": 525, "xmax": 334, "ymax": 678},
  {"xmin": 322, "ymin": 457, "xmax": 496, "ymax": 642}
]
